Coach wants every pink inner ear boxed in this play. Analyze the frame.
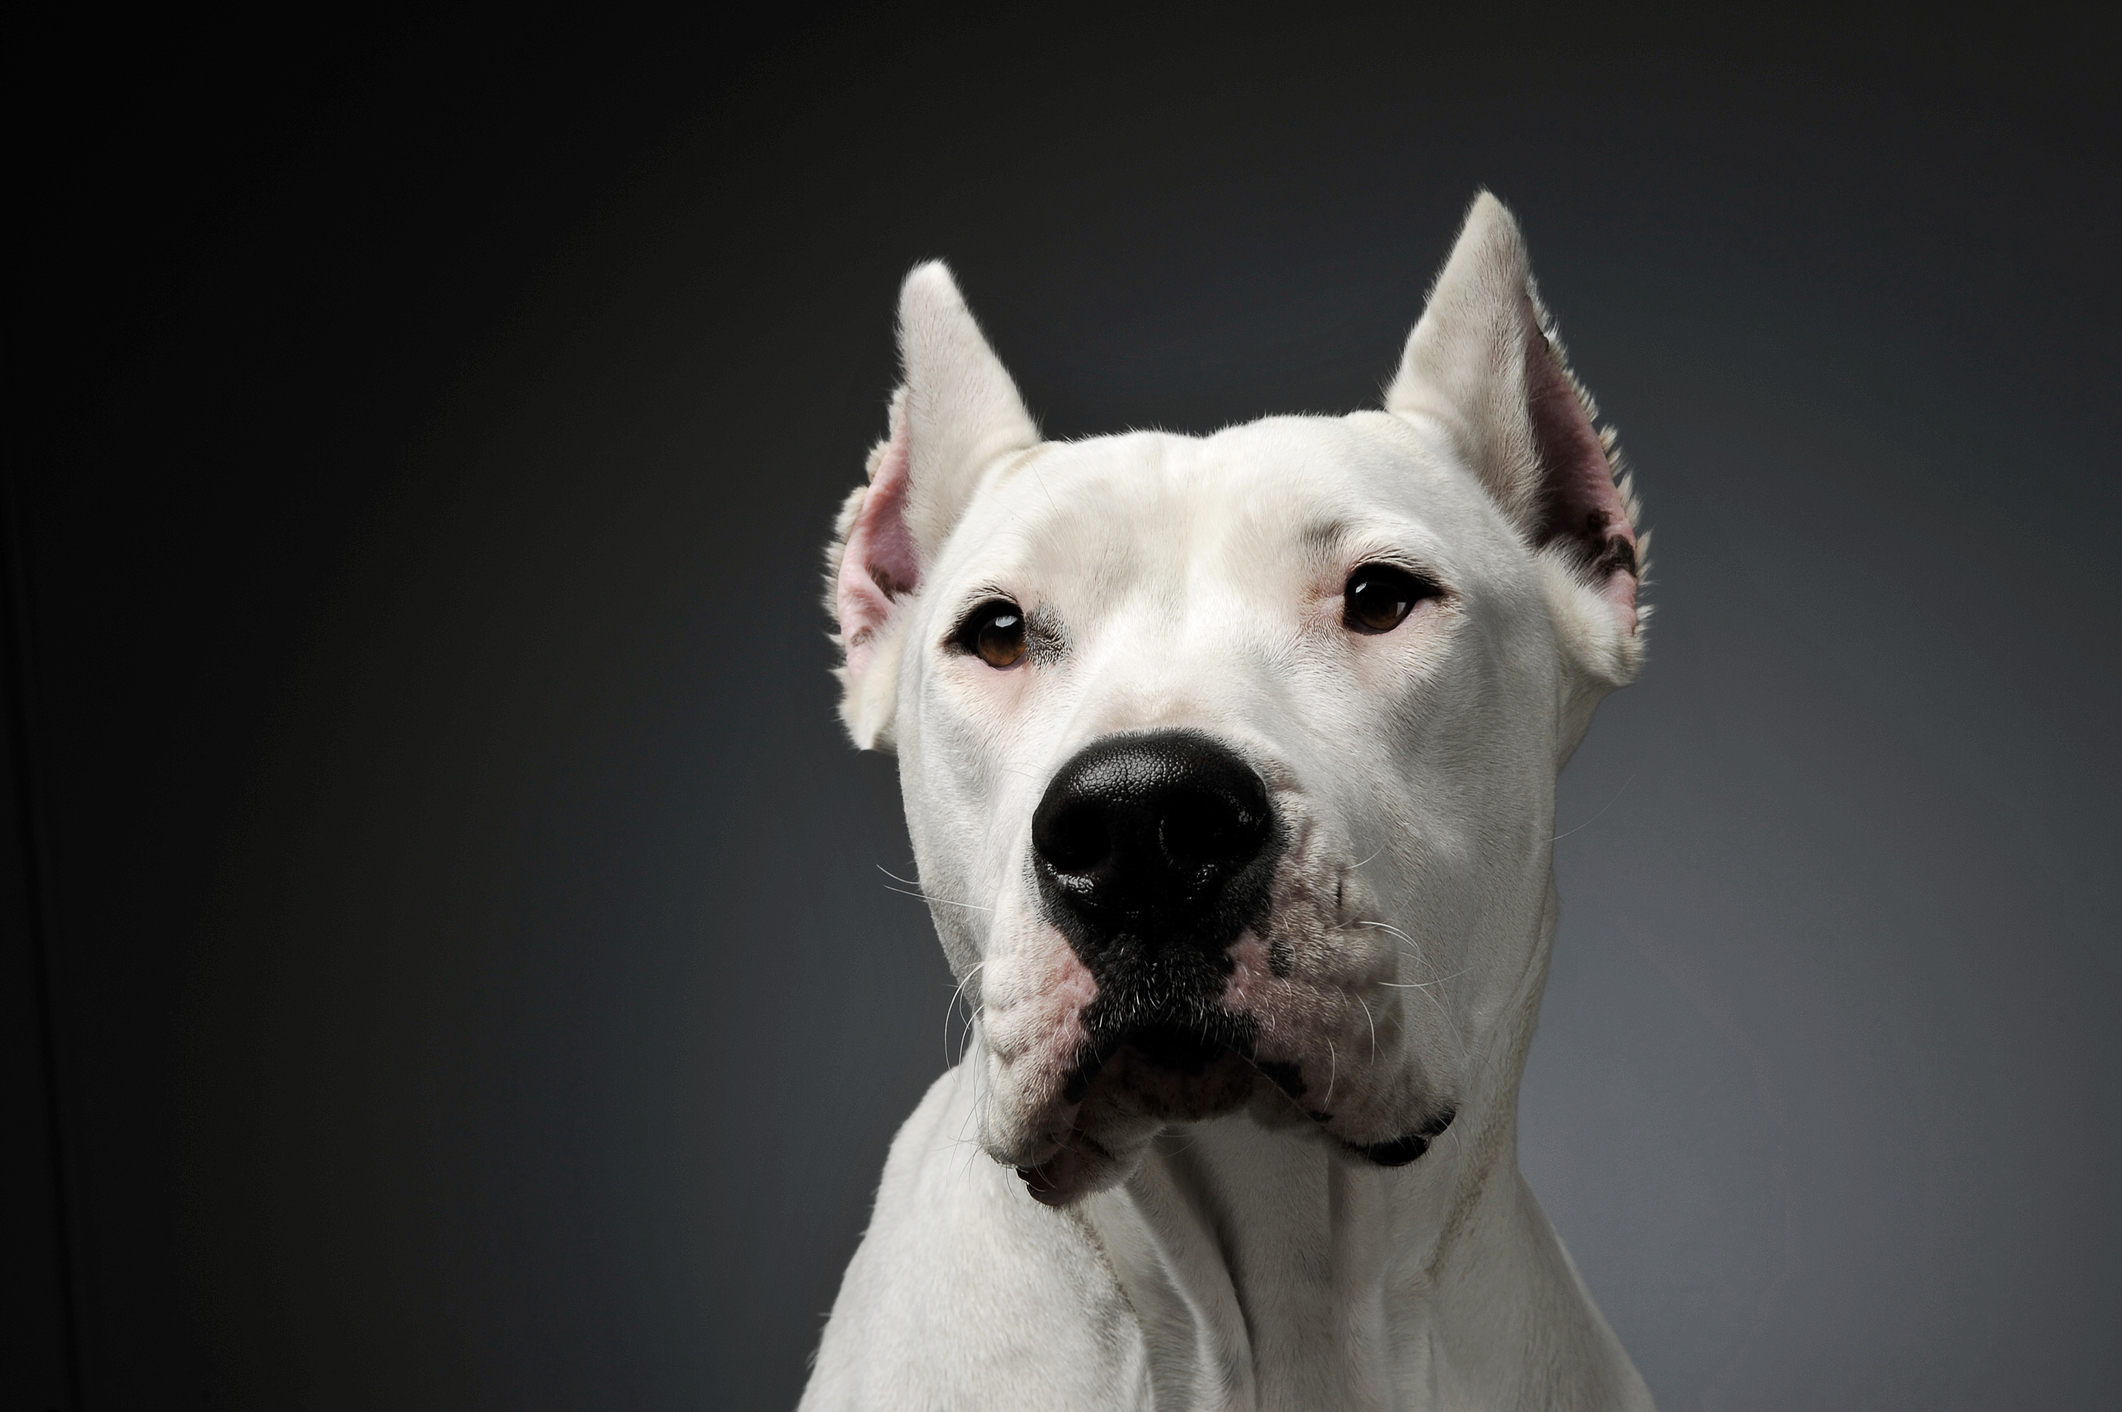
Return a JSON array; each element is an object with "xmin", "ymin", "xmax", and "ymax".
[
  {"xmin": 1522, "ymin": 305, "xmax": 1639, "ymax": 629},
  {"xmin": 835, "ymin": 413, "xmax": 922, "ymax": 685}
]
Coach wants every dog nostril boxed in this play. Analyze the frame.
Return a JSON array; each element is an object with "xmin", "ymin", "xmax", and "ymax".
[{"xmin": 1035, "ymin": 800, "xmax": 1110, "ymax": 875}]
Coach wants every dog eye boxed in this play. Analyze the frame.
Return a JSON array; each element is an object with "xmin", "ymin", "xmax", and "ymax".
[
  {"xmin": 956, "ymin": 599, "xmax": 1029, "ymax": 668},
  {"xmin": 1343, "ymin": 564, "xmax": 1439, "ymax": 635}
]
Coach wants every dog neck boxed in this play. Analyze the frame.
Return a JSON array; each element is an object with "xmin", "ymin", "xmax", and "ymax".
[{"xmin": 1073, "ymin": 883, "xmax": 1628, "ymax": 1407}]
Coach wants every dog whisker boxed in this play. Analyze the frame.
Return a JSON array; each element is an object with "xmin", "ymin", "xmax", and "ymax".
[
  {"xmin": 1354, "ymin": 919, "xmax": 1442, "ymax": 972},
  {"xmin": 1552, "ymin": 771, "xmax": 1635, "ymax": 843},
  {"xmin": 884, "ymin": 883, "xmax": 994, "ymax": 913},
  {"xmin": 880, "ymin": 864, "xmax": 995, "ymax": 912},
  {"xmin": 1157, "ymin": 1127, "xmax": 1207, "ymax": 1160},
  {"xmin": 1352, "ymin": 920, "xmax": 1467, "ymax": 1064},
  {"xmin": 942, "ymin": 961, "xmax": 987, "ymax": 1067},
  {"xmin": 1232, "ymin": 1049, "xmax": 1314, "ymax": 1123}
]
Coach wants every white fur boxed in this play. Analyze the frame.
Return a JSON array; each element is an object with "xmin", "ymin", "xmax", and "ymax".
[{"xmin": 805, "ymin": 193, "xmax": 1655, "ymax": 1410}]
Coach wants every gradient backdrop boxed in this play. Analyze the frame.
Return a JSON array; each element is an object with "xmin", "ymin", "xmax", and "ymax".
[{"xmin": 9, "ymin": 7, "xmax": 2118, "ymax": 1409}]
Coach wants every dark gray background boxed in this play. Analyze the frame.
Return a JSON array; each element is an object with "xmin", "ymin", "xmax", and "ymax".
[{"xmin": 8, "ymin": 5, "xmax": 2118, "ymax": 1408}]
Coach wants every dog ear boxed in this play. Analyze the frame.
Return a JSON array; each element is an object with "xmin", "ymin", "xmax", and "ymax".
[
  {"xmin": 827, "ymin": 262, "xmax": 1039, "ymax": 749},
  {"xmin": 1386, "ymin": 193, "xmax": 1645, "ymax": 660}
]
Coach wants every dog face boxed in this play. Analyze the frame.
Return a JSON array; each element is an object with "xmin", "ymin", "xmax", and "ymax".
[{"xmin": 829, "ymin": 195, "xmax": 1644, "ymax": 1205}]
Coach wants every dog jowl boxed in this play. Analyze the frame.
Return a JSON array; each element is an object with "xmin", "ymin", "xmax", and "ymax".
[{"xmin": 807, "ymin": 192, "xmax": 1656, "ymax": 1410}]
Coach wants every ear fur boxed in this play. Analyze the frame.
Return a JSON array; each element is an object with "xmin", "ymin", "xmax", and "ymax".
[
  {"xmin": 896, "ymin": 263, "xmax": 1040, "ymax": 560},
  {"xmin": 1387, "ymin": 193, "xmax": 1648, "ymax": 677},
  {"xmin": 826, "ymin": 263, "xmax": 1039, "ymax": 750}
]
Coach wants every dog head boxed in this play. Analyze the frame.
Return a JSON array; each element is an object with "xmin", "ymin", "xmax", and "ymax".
[{"xmin": 828, "ymin": 194, "xmax": 1644, "ymax": 1205}]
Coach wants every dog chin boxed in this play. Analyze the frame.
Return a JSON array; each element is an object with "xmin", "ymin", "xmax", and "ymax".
[
  {"xmin": 1013, "ymin": 1130, "xmax": 1130, "ymax": 1208},
  {"xmin": 1009, "ymin": 1035, "xmax": 1262, "ymax": 1207},
  {"xmin": 1006, "ymin": 1063, "xmax": 1461, "ymax": 1206}
]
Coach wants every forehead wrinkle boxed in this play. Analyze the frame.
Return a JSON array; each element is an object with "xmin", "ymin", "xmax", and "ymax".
[
  {"xmin": 1261, "ymin": 463, "xmax": 1472, "ymax": 577},
  {"xmin": 1299, "ymin": 517, "xmax": 1352, "ymax": 553},
  {"xmin": 964, "ymin": 437, "xmax": 1197, "ymax": 615}
]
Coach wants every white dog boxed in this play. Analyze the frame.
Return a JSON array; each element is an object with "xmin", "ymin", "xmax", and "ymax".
[{"xmin": 803, "ymin": 193, "xmax": 1656, "ymax": 1410}]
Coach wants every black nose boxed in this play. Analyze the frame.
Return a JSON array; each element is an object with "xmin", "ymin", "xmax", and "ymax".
[{"xmin": 1032, "ymin": 730, "xmax": 1277, "ymax": 956}]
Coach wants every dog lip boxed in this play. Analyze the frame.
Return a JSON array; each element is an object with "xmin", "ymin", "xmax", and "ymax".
[
  {"xmin": 1061, "ymin": 1052, "xmax": 1105, "ymax": 1105},
  {"xmin": 1347, "ymin": 1132, "xmax": 1433, "ymax": 1167},
  {"xmin": 1055, "ymin": 1021, "xmax": 1228, "ymax": 1102},
  {"xmin": 1015, "ymin": 1130, "xmax": 1115, "ymax": 1208},
  {"xmin": 1344, "ymin": 1104, "xmax": 1459, "ymax": 1167},
  {"xmin": 1080, "ymin": 1005, "xmax": 1253, "ymax": 1076},
  {"xmin": 1115, "ymin": 1020, "xmax": 1230, "ymax": 1073}
]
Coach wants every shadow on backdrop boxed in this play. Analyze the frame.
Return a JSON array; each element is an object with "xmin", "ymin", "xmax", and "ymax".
[{"xmin": 8, "ymin": 5, "xmax": 2118, "ymax": 1409}]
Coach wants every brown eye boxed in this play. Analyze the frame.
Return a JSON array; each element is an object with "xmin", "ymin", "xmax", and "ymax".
[
  {"xmin": 957, "ymin": 599, "xmax": 1028, "ymax": 668},
  {"xmin": 1343, "ymin": 564, "xmax": 1439, "ymax": 634}
]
